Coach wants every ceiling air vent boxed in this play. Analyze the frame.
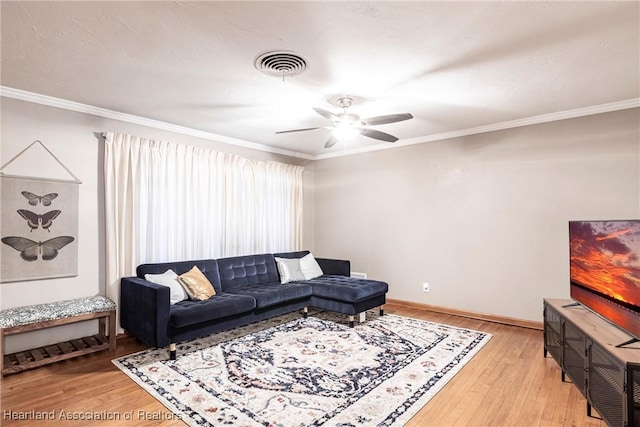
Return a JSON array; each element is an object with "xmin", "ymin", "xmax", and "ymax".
[{"xmin": 254, "ymin": 51, "xmax": 307, "ymax": 78}]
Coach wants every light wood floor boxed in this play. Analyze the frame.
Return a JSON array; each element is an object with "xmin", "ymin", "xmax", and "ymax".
[{"xmin": 0, "ymin": 303, "xmax": 606, "ymax": 427}]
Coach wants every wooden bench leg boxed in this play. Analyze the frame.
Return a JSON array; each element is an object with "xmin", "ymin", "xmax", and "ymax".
[
  {"xmin": 380, "ymin": 306, "xmax": 384, "ymax": 316},
  {"xmin": 348, "ymin": 315, "xmax": 355, "ymax": 328},
  {"xmin": 99, "ymin": 317, "xmax": 106, "ymax": 337},
  {"xmin": 302, "ymin": 307, "xmax": 308, "ymax": 319},
  {"xmin": 170, "ymin": 343, "xmax": 177, "ymax": 360},
  {"xmin": 98, "ymin": 310, "xmax": 117, "ymax": 352}
]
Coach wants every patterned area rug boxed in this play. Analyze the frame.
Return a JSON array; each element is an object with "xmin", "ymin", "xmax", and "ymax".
[{"xmin": 113, "ymin": 311, "xmax": 491, "ymax": 426}]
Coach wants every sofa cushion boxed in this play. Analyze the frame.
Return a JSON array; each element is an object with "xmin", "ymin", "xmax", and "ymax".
[
  {"xmin": 217, "ymin": 254, "xmax": 280, "ymax": 291},
  {"xmin": 170, "ymin": 293, "xmax": 256, "ymax": 328},
  {"xmin": 299, "ymin": 253, "xmax": 324, "ymax": 279},
  {"xmin": 178, "ymin": 266, "xmax": 217, "ymax": 301},
  {"xmin": 144, "ymin": 269, "xmax": 188, "ymax": 305},
  {"xmin": 137, "ymin": 259, "xmax": 223, "ymax": 295},
  {"xmin": 300, "ymin": 275, "xmax": 388, "ymax": 303},
  {"xmin": 274, "ymin": 257, "xmax": 306, "ymax": 283},
  {"xmin": 228, "ymin": 282, "xmax": 312, "ymax": 309}
]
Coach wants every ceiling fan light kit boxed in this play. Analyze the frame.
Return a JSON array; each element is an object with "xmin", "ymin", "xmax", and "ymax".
[
  {"xmin": 331, "ymin": 123, "xmax": 361, "ymax": 141},
  {"xmin": 276, "ymin": 95, "xmax": 414, "ymax": 148}
]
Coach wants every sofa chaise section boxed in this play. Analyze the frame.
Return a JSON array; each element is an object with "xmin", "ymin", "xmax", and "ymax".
[{"xmin": 274, "ymin": 251, "xmax": 388, "ymax": 326}]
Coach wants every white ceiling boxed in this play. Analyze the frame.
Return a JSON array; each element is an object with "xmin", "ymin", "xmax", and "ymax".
[{"xmin": 1, "ymin": 1, "xmax": 639, "ymax": 159}]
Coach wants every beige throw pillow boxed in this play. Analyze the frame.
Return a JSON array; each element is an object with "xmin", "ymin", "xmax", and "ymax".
[{"xmin": 178, "ymin": 266, "xmax": 216, "ymax": 301}]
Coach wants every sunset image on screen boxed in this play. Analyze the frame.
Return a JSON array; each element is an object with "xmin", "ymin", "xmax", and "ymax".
[{"xmin": 569, "ymin": 221, "xmax": 640, "ymax": 308}]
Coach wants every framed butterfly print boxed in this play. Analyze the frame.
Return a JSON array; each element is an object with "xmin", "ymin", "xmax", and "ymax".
[{"xmin": 1, "ymin": 175, "xmax": 79, "ymax": 282}]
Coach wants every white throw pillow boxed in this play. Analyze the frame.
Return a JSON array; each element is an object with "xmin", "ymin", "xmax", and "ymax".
[
  {"xmin": 274, "ymin": 257, "xmax": 307, "ymax": 284},
  {"xmin": 300, "ymin": 253, "xmax": 324, "ymax": 280},
  {"xmin": 145, "ymin": 269, "xmax": 188, "ymax": 305}
]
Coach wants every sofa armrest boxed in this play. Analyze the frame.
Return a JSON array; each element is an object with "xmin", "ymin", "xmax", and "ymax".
[
  {"xmin": 315, "ymin": 258, "xmax": 350, "ymax": 277},
  {"xmin": 120, "ymin": 277, "xmax": 171, "ymax": 348}
]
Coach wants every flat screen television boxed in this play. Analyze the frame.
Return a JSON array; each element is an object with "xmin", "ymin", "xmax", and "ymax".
[{"xmin": 569, "ymin": 220, "xmax": 640, "ymax": 346}]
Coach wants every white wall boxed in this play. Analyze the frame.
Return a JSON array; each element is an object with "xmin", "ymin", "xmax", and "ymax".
[
  {"xmin": 2, "ymin": 96, "xmax": 637, "ymax": 354},
  {"xmin": 0, "ymin": 97, "xmax": 314, "ymax": 352},
  {"xmin": 313, "ymin": 109, "xmax": 640, "ymax": 322}
]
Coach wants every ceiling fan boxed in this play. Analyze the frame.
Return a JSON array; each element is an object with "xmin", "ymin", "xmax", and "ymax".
[{"xmin": 276, "ymin": 96, "xmax": 413, "ymax": 148}]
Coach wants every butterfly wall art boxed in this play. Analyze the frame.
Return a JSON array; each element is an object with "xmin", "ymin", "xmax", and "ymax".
[
  {"xmin": 17, "ymin": 209, "xmax": 61, "ymax": 231},
  {"xmin": 1, "ymin": 175, "xmax": 79, "ymax": 282},
  {"xmin": 21, "ymin": 191, "xmax": 58, "ymax": 206},
  {"xmin": 1, "ymin": 236, "xmax": 74, "ymax": 261}
]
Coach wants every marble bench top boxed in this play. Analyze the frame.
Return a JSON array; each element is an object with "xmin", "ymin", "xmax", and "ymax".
[{"xmin": 0, "ymin": 296, "xmax": 116, "ymax": 329}]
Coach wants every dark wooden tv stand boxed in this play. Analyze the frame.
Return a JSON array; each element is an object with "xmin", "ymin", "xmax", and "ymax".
[{"xmin": 543, "ymin": 298, "xmax": 640, "ymax": 427}]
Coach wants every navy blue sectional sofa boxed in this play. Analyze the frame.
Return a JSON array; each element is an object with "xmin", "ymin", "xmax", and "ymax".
[{"xmin": 120, "ymin": 250, "xmax": 388, "ymax": 359}]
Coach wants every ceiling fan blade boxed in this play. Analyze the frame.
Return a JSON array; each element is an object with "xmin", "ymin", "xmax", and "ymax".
[
  {"xmin": 313, "ymin": 108, "xmax": 339, "ymax": 120},
  {"xmin": 275, "ymin": 127, "xmax": 323, "ymax": 134},
  {"xmin": 324, "ymin": 135, "xmax": 339, "ymax": 148},
  {"xmin": 361, "ymin": 113, "xmax": 413, "ymax": 126},
  {"xmin": 360, "ymin": 128, "xmax": 399, "ymax": 142}
]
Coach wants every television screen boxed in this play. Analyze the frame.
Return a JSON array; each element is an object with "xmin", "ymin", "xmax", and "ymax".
[{"xmin": 569, "ymin": 220, "xmax": 640, "ymax": 342}]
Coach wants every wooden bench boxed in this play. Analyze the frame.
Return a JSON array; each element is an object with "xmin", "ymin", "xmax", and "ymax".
[{"xmin": 0, "ymin": 296, "xmax": 116, "ymax": 377}]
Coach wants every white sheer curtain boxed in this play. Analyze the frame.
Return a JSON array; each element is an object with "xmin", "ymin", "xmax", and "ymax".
[{"xmin": 104, "ymin": 132, "xmax": 303, "ymax": 320}]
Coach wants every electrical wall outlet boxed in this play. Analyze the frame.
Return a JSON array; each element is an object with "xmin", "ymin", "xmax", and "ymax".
[{"xmin": 423, "ymin": 282, "xmax": 430, "ymax": 292}]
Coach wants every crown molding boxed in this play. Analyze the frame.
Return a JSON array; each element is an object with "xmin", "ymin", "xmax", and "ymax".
[
  {"xmin": 0, "ymin": 86, "xmax": 314, "ymax": 161},
  {"xmin": 2, "ymin": 86, "xmax": 637, "ymax": 162},
  {"xmin": 314, "ymin": 98, "xmax": 640, "ymax": 160}
]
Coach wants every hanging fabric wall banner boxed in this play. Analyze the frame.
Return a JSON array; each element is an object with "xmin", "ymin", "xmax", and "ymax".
[{"xmin": 0, "ymin": 141, "xmax": 80, "ymax": 283}]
